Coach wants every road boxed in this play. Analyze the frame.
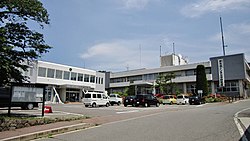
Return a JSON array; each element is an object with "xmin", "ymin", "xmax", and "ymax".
[{"xmin": 36, "ymin": 100, "xmax": 250, "ymax": 141}]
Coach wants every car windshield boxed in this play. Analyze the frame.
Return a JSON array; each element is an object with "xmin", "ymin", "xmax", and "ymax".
[
  {"xmin": 177, "ymin": 96, "xmax": 183, "ymax": 99},
  {"xmin": 110, "ymin": 95, "xmax": 115, "ymax": 97}
]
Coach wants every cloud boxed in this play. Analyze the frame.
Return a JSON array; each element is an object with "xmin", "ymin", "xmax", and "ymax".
[
  {"xmin": 181, "ymin": 0, "xmax": 250, "ymax": 18},
  {"xmin": 120, "ymin": 0, "xmax": 150, "ymax": 10},
  {"xmin": 80, "ymin": 38, "xmax": 163, "ymax": 71}
]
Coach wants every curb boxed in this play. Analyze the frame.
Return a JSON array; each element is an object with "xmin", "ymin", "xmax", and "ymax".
[{"xmin": 1, "ymin": 123, "xmax": 95, "ymax": 141}]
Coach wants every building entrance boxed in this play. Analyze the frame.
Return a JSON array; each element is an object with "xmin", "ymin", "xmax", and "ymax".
[{"xmin": 65, "ymin": 88, "xmax": 80, "ymax": 102}]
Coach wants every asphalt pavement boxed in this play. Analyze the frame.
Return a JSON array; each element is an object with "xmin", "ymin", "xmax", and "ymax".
[{"xmin": 0, "ymin": 100, "xmax": 250, "ymax": 141}]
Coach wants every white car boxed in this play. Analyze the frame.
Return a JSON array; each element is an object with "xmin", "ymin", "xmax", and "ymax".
[
  {"xmin": 176, "ymin": 95, "xmax": 189, "ymax": 105},
  {"xmin": 83, "ymin": 92, "xmax": 110, "ymax": 107},
  {"xmin": 109, "ymin": 94, "xmax": 123, "ymax": 106}
]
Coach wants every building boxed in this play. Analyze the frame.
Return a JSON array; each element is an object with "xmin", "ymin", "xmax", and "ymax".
[
  {"xmin": 25, "ymin": 61, "xmax": 106, "ymax": 103},
  {"xmin": 107, "ymin": 53, "xmax": 250, "ymax": 98}
]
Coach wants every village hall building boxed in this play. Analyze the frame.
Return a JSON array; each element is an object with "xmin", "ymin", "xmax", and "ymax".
[
  {"xmin": 25, "ymin": 60, "xmax": 106, "ymax": 103},
  {"xmin": 107, "ymin": 53, "xmax": 250, "ymax": 98}
]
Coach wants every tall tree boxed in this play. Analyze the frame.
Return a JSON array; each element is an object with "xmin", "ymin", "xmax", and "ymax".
[
  {"xmin": 0, "ymin": 0, "xmax": 51, "ymax": 86},
  {"xmin": 155, "ymin": 72, "xmax": 176, "ymax": 95},
  {"xmin": 196, "ymin": 65, "xmax": 208, "ymax": 96}
]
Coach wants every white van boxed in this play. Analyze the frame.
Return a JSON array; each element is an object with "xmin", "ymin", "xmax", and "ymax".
[
  {"xmin": 83, "ymin": 92, "xmax": 110, "ymax": 107},
  {"xmin": 176, "ymin": 94, "xmax": 189, "ymax": 105}
]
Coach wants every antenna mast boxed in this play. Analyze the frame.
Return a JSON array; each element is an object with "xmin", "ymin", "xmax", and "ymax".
[{"xmin": 220, "ymin": 17, "xmax": 226, "ymax": 56}]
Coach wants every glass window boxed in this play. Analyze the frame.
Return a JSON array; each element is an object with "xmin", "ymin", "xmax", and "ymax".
[
  {"xmin": 84, "ymin": 74, "xmax": 89, "ymax": 82},
  {"xmin": 97, "ymin": 94, "xmax": 101, "ymax": 98},
  {"xmin": 96, "ymin": 77, "xmax": 98, "ymax": 84},
  {"xmin": 47, "ymin": 68, "xmax": 55, "ymax": 78},
  {"xmin": 85, "ymin": 94, "xmax": 91, "ymax": 98},
  {"xmin": 71, "ymin": 72, "xmax": 77, "ymax": 81},
  {"xmin": 38, "ymin": 67, "xmax": 46, "ymax": 77},
  {"xmin": 64, "ymin": 71, "xmax": 70, "ymax": 80},
  {"xmin": 78, "ymin": 73, "xmax": 83, "ymax": 81},
  {"xmin": 90, "ymin": 75, "xmax": 95, "ymax": 83},
  {"xmin": 185, "ymin": 70, "xmax": 195, "ymax": 76},
  {"xmin": 55, "ymin": 70, "xmax": 63, "ymax": 79},
  {"xmin": 93, "ymin": 94, "xmax": 96, "ymax": 98}
]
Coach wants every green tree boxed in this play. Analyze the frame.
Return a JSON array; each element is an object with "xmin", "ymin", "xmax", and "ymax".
[
  {"xmin": 196, "ymin": 65, "xmax": 208, "ymax": 96},
  {"xmin": 126, "ymin": 85, "xmax": 135, "ymax": 96},
  {"xmin": 155, "ymin": 72, "xmax": 176, "ymax": 94},
  {"xmin": 0, "ymin": 0, "xmax": 51, "ymax": 86}
]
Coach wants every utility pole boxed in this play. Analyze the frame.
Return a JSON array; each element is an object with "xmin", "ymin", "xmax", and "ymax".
[{"xmin": 220, "ymin": 16, "xmax": 227, "ymax": 56}]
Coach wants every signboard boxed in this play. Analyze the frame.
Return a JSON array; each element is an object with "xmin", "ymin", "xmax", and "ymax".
[
  {"xmin": 12, "ymin": 86, "xmax": 43, "ymax": 102},
  {"xmin": 218, "ymin": 59, "xmax": 225, "ymax": 87}
]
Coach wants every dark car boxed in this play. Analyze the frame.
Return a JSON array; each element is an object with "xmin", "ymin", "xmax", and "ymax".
[
  {"xmin": 124, "ymin": 96, "xmax": 136, "ymax": 107},
  {"xmin": 134, "ymin": 94, "xmax": 160, "ymax": 107},
  {"xmin": 189, "ymin": 95, "xmax": 205, "ymax": 105}
]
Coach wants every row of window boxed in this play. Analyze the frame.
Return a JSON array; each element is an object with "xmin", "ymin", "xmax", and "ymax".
[
  {"xmin": 216, "ymin": 81, "xmax": 239, "ymax": 93},
  {"xmin": 38, "ymin": 67, "xmax": 103, "ymax": 84},
  {"xmin": 110, "ymin": 68, "xmax": 211, "ymax": 83}
]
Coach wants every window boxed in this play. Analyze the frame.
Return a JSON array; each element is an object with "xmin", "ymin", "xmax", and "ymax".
[
  {"xmin": 64, "ymin": 71, "xmax": 70, "ymax": 80},
  {"xmin": 93, "ymin": 94, "xmax": 96, "ymax": 98},
  {"xmin": 71, "ymin": 72, "xmax": 77, "ymax": 81},
  {"xmin": 84, "ymin": 74, "xmax": 89, "ymax": 82},
  {"xmin": 96, "ymin": 77, "xmax": 98, "ymax": 84},
  {"xmin": 185, "ymin": 70, "xmax": 196, "ymax": 76},
  {"xmin": 56, "ymin": 70, "xmax": 63, "ymax": 79},
  {"xmin": 85, "ymin": 94, "xmax": 91, "ymax": 98},
  {"xmin": 47, "ymin": 68, "xmax": 55, "ymax": 78},
  {"xmin": 100, "ymin": 78, "xmax": 103, "ymax": 84},
  {"xmin": 97, "ymin": 94, "xmax": 101, "ymax": 98},
  {"xmin": 90, "ymin": 75, "xmax": 95, "ymax": 83},
  {"xmin": 78, "ymin": 73, "xmax": 83, "ymax": 81},
  {"xmin": 38, "ymin": 67, "xmax": 46, "ymax": 77}
]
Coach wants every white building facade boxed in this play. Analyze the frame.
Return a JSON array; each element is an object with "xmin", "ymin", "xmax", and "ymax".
[
  {"xmin": 107, "ymin": 53, "xmax": 250, "ymax": 98},
  {"xmin": 25, "ymin": 61, "xmax": 105, "ymax": 103}
]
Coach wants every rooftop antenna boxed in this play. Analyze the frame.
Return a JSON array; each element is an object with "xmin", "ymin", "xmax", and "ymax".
[
  {"xmin": 173, "ymin": 42, "xmax": 175, "ymax": 55},
  {"xmin": 220, "ymin": 16, "xmax": 227, "ymax": 56},
  {"xmin": 126, "ymin": 64, "xmax": 129, "ymax": 71},
  {"xmin": 160, "ymin": 45, "xmax": 162, "ymax": 57},
  {"xmin": 139, "ymin": 44, "xmax": 141, "ymax": 68}
]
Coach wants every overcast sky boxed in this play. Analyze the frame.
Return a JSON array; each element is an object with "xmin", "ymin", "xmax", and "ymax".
[{"xmin": 38, "ymin": 0, "xmax": 250, "ymax": 72}]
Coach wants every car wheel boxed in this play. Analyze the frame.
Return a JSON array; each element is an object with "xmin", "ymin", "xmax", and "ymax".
[
  {"xmin": 156, "ymin": 103, "xmax": 160, "ymax": 107},
  {"xmin": 106, "ymin": 103, "xmax": 110, "ymax": 107},
  {"xmin": 124, "ymin": 104, "xmax": 127, "ymax": 107},
  {"xmin": 117, "ymin": 102, "xmax": 121, "ymax": 106},
  {"xmin": 92, "ymin": 103, "xmax": 96, "ymax": 107},
  {"xmin": 27, "ymin": 103, "xmax": 34, "ymax": 110},
  {"xmin": 85, "ymin": 105, "xmax": 89, "ymax": 107}
]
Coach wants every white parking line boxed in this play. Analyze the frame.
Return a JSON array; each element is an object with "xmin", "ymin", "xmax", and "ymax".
[{"xmin": 116, "ymin": 110, "xmax": 139, "ymax": 114}]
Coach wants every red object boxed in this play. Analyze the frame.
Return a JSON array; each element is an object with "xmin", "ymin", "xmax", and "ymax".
[{"xmin": 44, "ymin": 106, "xmax": 53, "ymax": 113}]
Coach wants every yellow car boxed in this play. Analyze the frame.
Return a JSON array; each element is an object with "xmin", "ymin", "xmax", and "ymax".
[{"xmin": 161, "ymin": 95, "xmax": 177, "ymax": 105}]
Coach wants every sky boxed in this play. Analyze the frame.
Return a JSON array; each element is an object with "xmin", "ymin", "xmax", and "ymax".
[{"xmin": 37, "ymin": 0, "xmax": 250, "ymax": 72}]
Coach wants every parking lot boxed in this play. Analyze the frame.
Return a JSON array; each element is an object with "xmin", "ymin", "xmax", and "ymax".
[{"xmin": 0, "ymin": 103, "xmax": 207, "ymax": 118}]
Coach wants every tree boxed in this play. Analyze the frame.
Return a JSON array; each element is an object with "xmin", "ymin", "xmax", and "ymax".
[
  {"xmin": 0, "ymin": 0, "xmax": 51, "ymax": 86},
  {"xmin": 155, "ymin": 72, "xmax": 176, "ymax": 95},
  {"xmin": 196, "ymin": 65, "xmax": 208, "ymax": 96}
]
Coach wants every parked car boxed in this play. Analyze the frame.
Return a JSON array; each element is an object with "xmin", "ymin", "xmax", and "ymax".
[
  {"xmin": 161, "ymin": 95, "xmax": 177, "ymax": 105},
  {"xmin": 123, "ymin": 96, "xmax": 136, "ymax": 107},
  {"xmin": 134, "ymin": 94, "xmax": 160, "ymax": 107},
  {"xmin": 189, "ymin": 95, "xmax": 205, "ymax": 105},
  {"xmin": 109, "ymin": 94, "xmax": 123, "ymax": 106},
  {"xmin": 83, "ymin": 92, "xmax": 110, "ymax": 107},
  {"xmin": 176, "ymin": 94, "xmax": 189, "ymax": 105}
]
